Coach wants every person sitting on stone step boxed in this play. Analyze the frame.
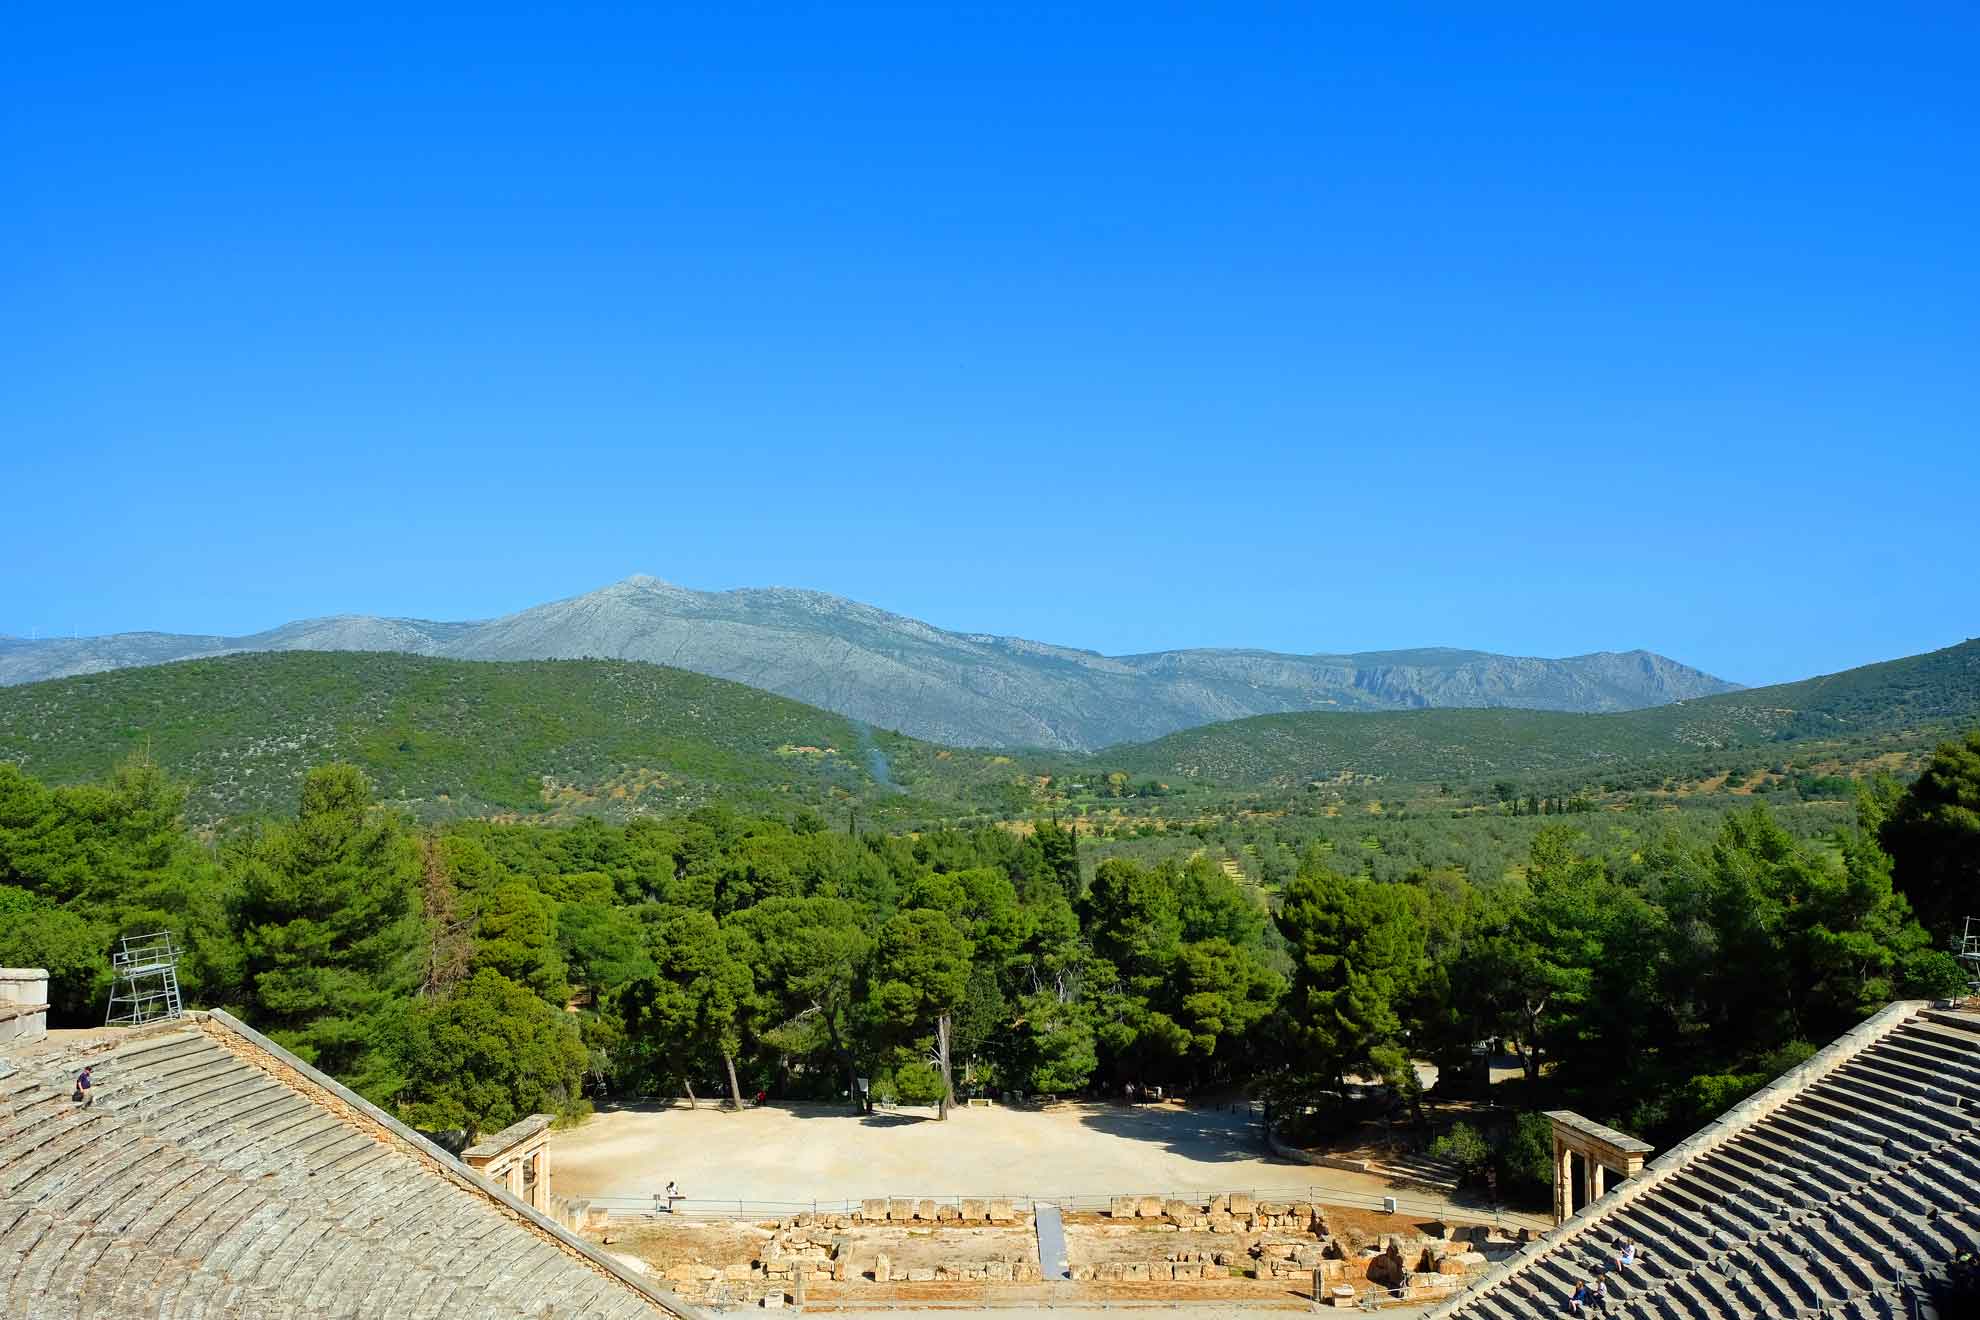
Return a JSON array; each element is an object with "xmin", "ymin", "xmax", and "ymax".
[{"xmin": 1567, "ymin": 1280, "xmax": 1591, "ymax": 1315}]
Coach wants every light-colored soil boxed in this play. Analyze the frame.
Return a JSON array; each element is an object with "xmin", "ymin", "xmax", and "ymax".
[
  {"xmin": 1064, "ymin": 1224, "xmax": 1252, "ymax": 1265},
  {"xmin": 805, "ymin": 1281, "xmax": 1344, "ymax": 1310},
  {"xmin": 548, "ymin": 1100, "xmax": 1474, "ymax": 1212},
  {"xmin": 837, "ymin": 1226, "xmax": 1039, "ymax": 1273},
  {"xmin": 597, "ymin": 1220, "xmax": 774, "ymax": 1269}
]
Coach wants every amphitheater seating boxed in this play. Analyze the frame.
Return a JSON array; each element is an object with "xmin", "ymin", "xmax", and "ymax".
[
  {"xmin": 1435, "ymin": 1005, "xmax": 1980, "ymax": 1320},
  {"xmin": 0, "ymin": 1016, "xmax": 684, "ymax": 1318}
]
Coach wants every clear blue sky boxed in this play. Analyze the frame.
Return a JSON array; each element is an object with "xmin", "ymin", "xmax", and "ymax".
[{"xmin": 4, "ymin": 5, "xmax": 1975, "ymax": 686}]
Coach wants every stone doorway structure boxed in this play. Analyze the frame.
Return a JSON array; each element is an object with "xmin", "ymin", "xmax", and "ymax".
[
  {"xmin": 1543, "ymin": 1110, "xmax": 1651, "ymax": 1225},
  {"xmin": 465, "ymin": 1114, "xmax": 556, "ymax": 1212}
]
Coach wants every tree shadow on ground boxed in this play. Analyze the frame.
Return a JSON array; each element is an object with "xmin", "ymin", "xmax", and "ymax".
[
  {"xmin": 1072, "ymin": 1102, "xmax": 1288, "ymax": 1166},
  {"xmin": 770, "ymin": 1100, "xmax": 944, "ymax": 1126}
]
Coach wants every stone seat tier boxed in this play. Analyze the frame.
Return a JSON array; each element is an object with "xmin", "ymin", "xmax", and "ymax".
[
  {"xmin": 0, "ymin": 1022, "xmax": 689, "ymax": 1318},
  {"xmin": 1823, "ymin": 1067, "xmax": 1970, "ymax": 1136},
  {"xmin": 1445, "ymin": 1032, "xmax": 1977, "ymax": 1320},
  {"xmin": 1854, "ymin": 1045, "xmax": 1980, "ymax": 1107}
]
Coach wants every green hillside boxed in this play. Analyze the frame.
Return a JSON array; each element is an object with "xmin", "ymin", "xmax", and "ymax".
[
  {"xmin": 0, "ymin": 651, "xmax": 1013, "ymax": 822},
  {"xmin": 1099, "ymin": 637, "xmax": 1980, "ymax": 789}
]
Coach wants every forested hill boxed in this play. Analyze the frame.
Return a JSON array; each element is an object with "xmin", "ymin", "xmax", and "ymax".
[
  {"xmin": 0, "ymin": 575, "xmax": 1737, "ymax": 750},
  {"xmin": 0, "ymin": 652, "xmax": 1012, "ymax": 823},
  {"xmin": 1101, "ymin": 637, "xmax": 1980, "ymax": 788}
]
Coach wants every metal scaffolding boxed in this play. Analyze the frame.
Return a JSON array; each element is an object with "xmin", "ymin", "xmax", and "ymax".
[
  {"xmin": 105, "ymin": 931, "xmax": 185, "ymax": 1027},
  {"xmin": 1958, "ymin": 917, "xmax": 1980, "ymax": 999}
]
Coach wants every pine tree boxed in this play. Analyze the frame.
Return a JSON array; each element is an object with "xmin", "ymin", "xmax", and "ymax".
[{"xmin": 230, "ymin": 764, "xmax": 421, "ymax": 1081}]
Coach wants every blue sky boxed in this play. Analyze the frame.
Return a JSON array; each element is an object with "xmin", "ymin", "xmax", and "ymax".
[{"xmin": 3, "ymin": 4, "xmax": 1975, "ymax": 686}]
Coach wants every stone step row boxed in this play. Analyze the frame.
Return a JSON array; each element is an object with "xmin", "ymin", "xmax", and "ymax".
[
  {"xmin": 2, "ymin": 1030, "xmax": 671, "ymax": 1318},
  {"xmin": 1445, "ymin": 1020, "xmax": 1980, "ymax": 1320}
]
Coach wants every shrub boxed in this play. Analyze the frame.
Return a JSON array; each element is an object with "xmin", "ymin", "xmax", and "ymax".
[
  {"xmin": 1494, "ymin": 1112, "xmax": 1556, "ymax": 1205},
  {"xmin": 1429, "ymin": 1121, "xmax": 1492, "ymax": 1178}
]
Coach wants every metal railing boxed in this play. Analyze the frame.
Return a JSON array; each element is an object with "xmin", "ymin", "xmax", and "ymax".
[{"xmin": 585, "ymin": 1183, "xmax": 1537, "ymax": 1228}]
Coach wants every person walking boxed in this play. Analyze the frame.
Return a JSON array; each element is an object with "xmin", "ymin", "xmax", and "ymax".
[{"xmin": 72, "ymin": 1066, "xmax": 93, "ymax": 1108}]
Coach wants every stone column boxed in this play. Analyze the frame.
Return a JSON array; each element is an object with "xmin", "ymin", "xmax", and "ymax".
[
  {"xmin": 508, "ymin": 1159, "xmax": 525, "ymax": 1199},
  {"xmin": 1592, "ymin": 1161, "xmax": 1607, "ymax": 1202},
  {"xmin": 1554, "ymin": 1138, "xmax": 1571, "ymax": 1225}
]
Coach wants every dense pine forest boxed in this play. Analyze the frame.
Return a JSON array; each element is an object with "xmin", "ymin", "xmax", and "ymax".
[{"xmin": 5, "ymin": 719, "xmax": 1976, "ymax": 1206}]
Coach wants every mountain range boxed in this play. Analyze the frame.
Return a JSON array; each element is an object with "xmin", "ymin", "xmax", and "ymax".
[
  {"xmin": 1, "ymin": 639, "xmax": 1971, "ymax": 826},
  {"xmin": 0, "ymin": 575, "xmax": 1740, "ymax": 750}
]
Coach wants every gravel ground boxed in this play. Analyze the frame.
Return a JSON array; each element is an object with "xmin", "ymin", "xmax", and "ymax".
[{"xmin": 548, "ymin": 1100, "xmax": 1475, "ymax": 1215}]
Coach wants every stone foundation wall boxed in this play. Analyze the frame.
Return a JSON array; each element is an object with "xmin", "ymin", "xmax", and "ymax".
[
  {"xmin": 0, "ymin": 969, "xmax": 49, "ymax": 1045},
  {"xmin": 855, "ymin": 1198, "xmax": 1027, "ymax": 1224},
  {"xmin": 603, "ymin": 1197, "xmax": 1510, "ymax": 1307}
]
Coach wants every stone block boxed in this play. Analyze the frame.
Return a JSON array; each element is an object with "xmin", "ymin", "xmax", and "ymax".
[
  {"xmin": 723, "ymin": 1263, "xmax": 757, "ymax": 1281},
  {"xmin": 1366, "ymin": 1245, "xmax": 1407, "ymax": 1288},
  {"xmin": 936, "ymin": 1203, "xmax": 960, "ymax": 1221},
  {"xmin": 861, "ymin": 1199, "xmax": 887, "ymax": 1221},
  {"xmin": 1228, "ymin": 1193, "xmax": 1255, "ymax": 1216},
  {"xmin": 1208, "ymin": 1193, "xmax": 1230, "ymax": 1215},
  {"xmin": 986, "ymin": 1261, "xmax": 1012, "ymax": 1282},
  {"xmin": 960, "ymin": 1198, "xmax": 988, "ymax": 1221},
  {"xmin": 988, "ymin": 1199, "xmax": 1014, "ymax": 1222},
  {"xmin": 1200, "ymin": 1262, "xmax": 1220, "ymax": 1279},
  {"xmin": 1259, "ymin": 1201, "xmax": 1287, "ymax": 1217},
  {"xmin": 873, "ymin": 1253, "xmax": 891, "ymax": 1283},
  {"xmin": 1109, "ymin": 1196, "xmax": 1138, "ymax": 1218},
  {"xmin": 1123, "ymin": 1263, "xmax": 1149, "ymax": 1281},
  {"xmin": 665, "ymin": 1264, "xmax": 701, "ymax": 1282},
  {"xmin": 1015, "ymin": 1261, "xmax": 1041, "ymax": 1282},
  {"xmin": 906, "ymin": 1268, "xmax": 936, "ymax": 1282},
  {"xmin": 1137, "ymin": 1196, "xmax": 1164, "ymax": 1218},
  {"xmin": 915, "ymin": 1199, "xmax": 938, "ymax": 1221},
  {"xmin": 1208, "ymin": 1214, "xmax": 1235, "ymax": 1233},
  {"xmin": 762, "ymin": 1292, "xmax": 783, "ymax": 1309},
  {"xmin": 888, "ymin": 1198, "xmax": 915, "ymax": 1221}
]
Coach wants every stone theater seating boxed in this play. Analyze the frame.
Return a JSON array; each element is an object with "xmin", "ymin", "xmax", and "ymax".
[
  {"xmin": 0, "ymin": 1010, "xmax": 700, "ymax": 1319},
  {"xmin": 1428, "ymin": 1002, "xmax": 1980, "ymax": 1320}
]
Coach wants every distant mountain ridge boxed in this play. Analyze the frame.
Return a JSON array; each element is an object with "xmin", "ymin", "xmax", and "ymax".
[
  {"xmin": 1103, "ymin": 636, "xmax": 1980, "ymax": 787},
  {"xmin": 0, "ymin": 575, "xmax": 1739, "ymax": 750}
]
